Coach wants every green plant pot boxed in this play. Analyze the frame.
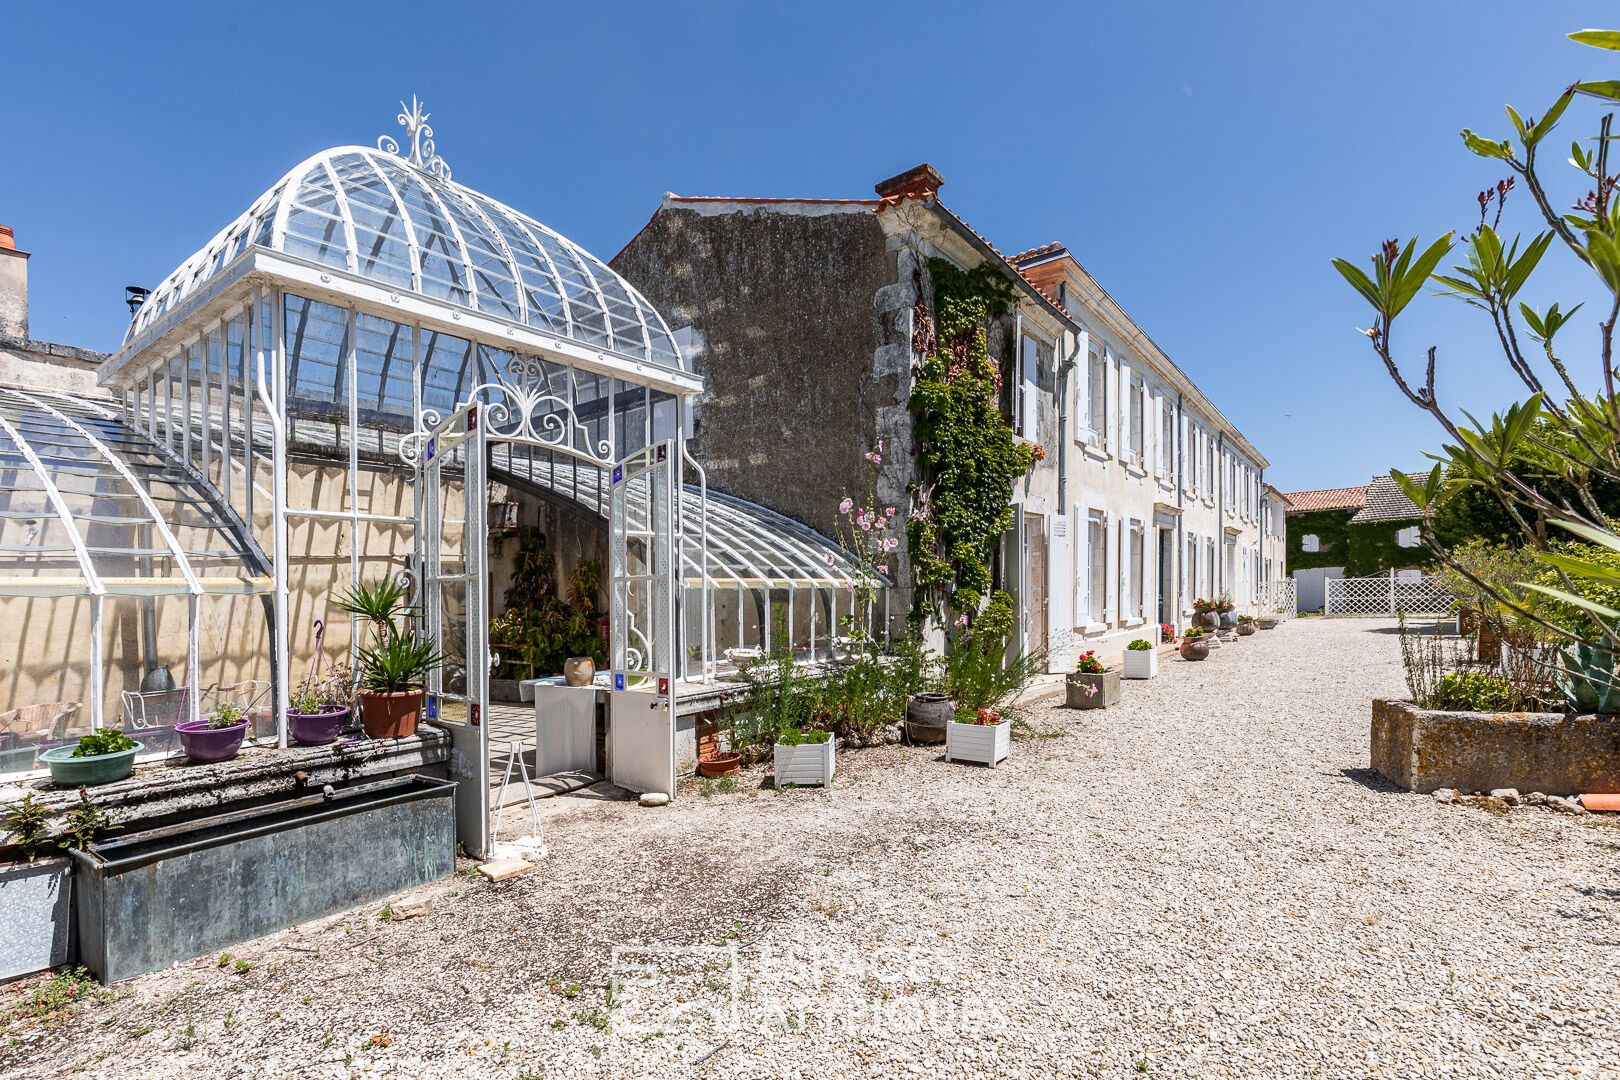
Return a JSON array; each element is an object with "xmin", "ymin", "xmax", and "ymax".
[{"xmin": 38, "ymin": 741, "xmax": 143, "ymax": 786}]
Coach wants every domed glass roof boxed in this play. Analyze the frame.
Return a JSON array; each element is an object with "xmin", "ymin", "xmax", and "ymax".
[{"xmin": 125, "ymin": 146, "xmax": 683, "ymax": 371}]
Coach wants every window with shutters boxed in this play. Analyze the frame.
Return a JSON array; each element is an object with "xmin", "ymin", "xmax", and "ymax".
[
  {"xmin": 1128, "ymin": 380, "xmax": 1144, "ymax": 465},
  {"xmin": 1088, "ymin": 511, "xmax": 1107, "ymax": 623},
  {"xmin": 1160, "ymin": 401, "xmax": 1174, "ymax": 478},
  {"xmin": 1087, "ymin": 349, "xmax": 1105, "ymax": 442},
  {"xmin": 1129, "ymin": 521, "xmax": 1144, "ymax": 618}
]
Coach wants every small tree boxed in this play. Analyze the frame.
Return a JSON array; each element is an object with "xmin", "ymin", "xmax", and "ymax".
[{"xmin": 1334, "ymin": 28, "xmax": 1620, "ymax": 700}]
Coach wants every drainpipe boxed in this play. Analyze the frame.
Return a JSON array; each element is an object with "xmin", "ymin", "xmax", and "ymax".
[
  {"xmin": 1216, "ymin": 430, "xmax": 1226, "ymax": 598},
  {"xmin": 1175, "ymin": 392, "xmax": 1185, "ymax": 614},
  {"xmin": 1057, "ymin": 332, "xmax": 1074, "ymax": 515}
]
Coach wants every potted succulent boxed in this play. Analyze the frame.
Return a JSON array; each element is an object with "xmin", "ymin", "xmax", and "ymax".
[
  {"xmin": 287, "ymin": 619, "xmax": 355, "ymax": 746},
  {"xmin": 1236, "ymin": 615, "xmax": 1257, "ymax": 637},
  {"xmin": 334, "ymin": 579, "xmax": 443, "ymax": 740},
  {"xmin": 1123, "ymin": 639, "xmax": 1158, "ymax": 679},
  {"xmin": 1180, "ymin": 627, "xmax": 1211, "ymax": 661},
  {"xmin": 176, "ymin": 702, "xmax": 249, "ymax": 764},
  {"xmin": 1216, "ymin": 594, "xmax": 1237, "ymax": 629},
  {"xmin": 773, "ymin": 726, "xmax": 835, "ymax": 787},
  {"xmin": 356, "ymin": 632, "xmax": 443, "ymax": 739},
  {"xmin": 946, "ymin": 706, "xmax": 1010, "ymax": 767},
  {"xmin": 39, "ymin": 728, "xmax": 141, "ymax": 787},
  {"xmin": 1191, "ymin": 598, "xmax": 1219, "ymax": 629},
  {"xmin": 1066, "ymin": 649, "xmax": 1121, "ymax": 708}
]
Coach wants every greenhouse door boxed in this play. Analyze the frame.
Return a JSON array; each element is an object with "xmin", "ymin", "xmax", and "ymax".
[
  {"xmin": 421, "ymin": 403, "xmax": 490, "ymax": 856},
  {"xmin": 607, "ymin": 440, "xmax": 677, "ymax": 797}
]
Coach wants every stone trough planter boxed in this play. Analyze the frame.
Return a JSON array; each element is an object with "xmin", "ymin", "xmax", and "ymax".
[
  {"xmin": 1066, "ymin": 670, "xmax": 1121, "ymax": 708},
  {"xmin": 1372, "ymin": 698, "xmax": 1620, "ymax": 794}
]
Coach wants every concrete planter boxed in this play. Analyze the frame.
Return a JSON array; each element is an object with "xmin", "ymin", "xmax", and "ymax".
[
  {"xmin": 1256, "ymin": 618, "xmax": 1278, "ymax": 630},
  {"xmin": 774, "ymin": 738, "xmax": 835, "ymax": 787},
  {"xmin": 1066, "ymin": 670, "xmax": 1121, "ymax": 708},
  {"xmin": 0, "ymin": 857, "xmax": 73, "ymax": 980},
  {"xmin": 1372, "ymin": 698, "xmax": 1620, "ymax": 794},
  {"xmin": 946, "ymin": 719, "xmax": 1010, "ymax": 766},
  {"xmin": 1122, "ymin": 649, "xmax": 1158, "ymax": 679}
]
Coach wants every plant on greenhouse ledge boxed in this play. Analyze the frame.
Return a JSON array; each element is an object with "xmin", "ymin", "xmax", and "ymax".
[
  {"xmin": 1127, "ymin": 639, "xmax": 1154, "ymax": 651},
  {"xmin": 1331, "ymin": 26, "xmax": 1620, "ymax": 712},
  {"xmin": 207, "ymin": 702, "xmax": 244, "ymax": 731},
  {"xmin": 71, "ymin": 729, "xmax": 135, "ymax": 758},
  {"xmin": 331, "ymin": 576, "xmax": 418, "ymax": 646},
  {"xmin": 355, "ymin": 632, "xmax": 445, "ymax": 740}
]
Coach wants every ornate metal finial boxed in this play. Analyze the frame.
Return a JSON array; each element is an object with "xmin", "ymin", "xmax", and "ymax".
[{"xmin": 378, "ymin": 95, "xmax": 451, "ymax": 180}]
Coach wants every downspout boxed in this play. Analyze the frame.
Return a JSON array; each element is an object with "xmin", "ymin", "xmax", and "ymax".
[
  {"xmin": 1176, "ymin": 392, "xmax": 1185, "ymax": 613},
  {"xmin": 1216, "ymin": 429, "xmax": 1226, "ymax": 598}
]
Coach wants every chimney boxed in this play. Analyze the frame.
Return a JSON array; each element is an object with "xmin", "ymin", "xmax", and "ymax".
[
  {"xmin": 874, "ymin": 163, "xmax": 944, "ymax": 202},
  {"xmin": 0, "ymin": 226, "xmax": 28, "ymax": 341}
]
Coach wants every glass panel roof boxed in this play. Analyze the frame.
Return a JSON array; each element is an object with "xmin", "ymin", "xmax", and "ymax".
[
  {"xmin": 124, "ymin": 147, "xmax": 685, "ymax": 372},
  {"xmin": 0, "ymin": 391, "xmax": 265, "ymax": 597}
]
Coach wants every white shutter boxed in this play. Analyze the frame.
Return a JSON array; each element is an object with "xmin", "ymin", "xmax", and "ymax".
[
  {"xmin": 1151, "ymin": 389, "xmax": 1164, "ymax": 476},
  {"xmin": 1075, "ymin": 331, "xmax": 1090, "ymax": 442},
  {"xmin": 1047, "ymin": 515, "xmax": 1072, "ymax": 671},
  {"xmin": 1105, "ymin": 353, "xmax": 1117, "ymax": 454},
  {"xmin": 1104, "ymin": 512, "xmax": 1118, "ymax": 622},
  {"xmin": 1118, "ymin": 361, "xmax": 1132, "ymax": 462}
]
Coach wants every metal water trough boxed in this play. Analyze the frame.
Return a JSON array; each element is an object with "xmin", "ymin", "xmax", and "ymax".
[{"xmin": 70, "ymin": 774, "xmax": 455, "ymax": 983}]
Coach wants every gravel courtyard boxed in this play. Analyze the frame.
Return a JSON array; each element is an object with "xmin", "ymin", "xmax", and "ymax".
[{"xmin": 5, "ymin": 617, "xmax": 1620, "ymax": 1079}]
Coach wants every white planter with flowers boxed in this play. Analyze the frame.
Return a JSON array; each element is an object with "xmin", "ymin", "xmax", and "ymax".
[
  {"xmin": 946, "ymin": 711, "xmax": 1010, "ymax": 767},
  {"xmin": 1122, "ymin": 642, "xmax": 1158, "ymax": 679}
]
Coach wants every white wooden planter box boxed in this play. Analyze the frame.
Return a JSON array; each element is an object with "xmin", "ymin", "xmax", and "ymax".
[
  {"xmin": 774, "ymin": 738, "xmax": 836, "ymax": 787},
  {"xmin": 1122, "ymin": 649, "xmax": 1158, "ymax": 679},
  {"xmin": 945, "ymin": 719, "xmax": 1010, "ymax": 767}
]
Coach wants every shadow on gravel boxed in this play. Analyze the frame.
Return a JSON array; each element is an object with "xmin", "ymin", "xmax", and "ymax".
[
  {"xmin": 1336, "ymin": 767, "xmax": 1406, "ymax": 794},
  {"xmin": 1359, "ymin": 623, "xmax": 1456, "ymax": 636}
]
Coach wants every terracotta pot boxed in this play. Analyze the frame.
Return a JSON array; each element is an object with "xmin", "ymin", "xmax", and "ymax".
[
  {"xmin": 1180, "ymin": 638, "xmax": 1210, "ymax": 661},
  {"xmin": 1236, "ymin": 622, "xmax": 1256, "ymax": 637},
  {"xmin": 1476, "ymin": 621, "xmax": 1501, "ymax": 664},
  {"xmin": 1456, "ymin": 605, "xmax": 1479, "ymax": 636},
  {"xmin": 563, "ymin": 656, "xmax": 596, "ymax": 687},
  {"xmin": 904, "ymin": 692, "xmax": 952, "ymax": 744},
  {"xmin": 359, "ymin": 691, "xmax": 422, "ymax": 739},
  {"xmin": 175, "ymin": 719, "xmax": 248, "ymax": 764},
  {"xmin": 288, "ymin": 707, "xmax": 349, "ymax": 746},
  {"xmin": 697, "ymin": 751, "xmax": 741, "ymax": 777}
]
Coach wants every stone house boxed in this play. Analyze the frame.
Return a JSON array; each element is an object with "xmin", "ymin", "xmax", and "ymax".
[
  {"xmin": 613, "ymin": 164, "xmax": 1281, "ymax": 669},
  {"xmin": 1284, "ymin": 475, "xmax": 1426, "ymax": 610}
]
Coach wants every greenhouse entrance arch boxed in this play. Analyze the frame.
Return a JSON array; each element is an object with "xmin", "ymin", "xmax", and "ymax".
[{"xmin": 414, "ymin": 389, "xmax": 681, "ymax": 856}]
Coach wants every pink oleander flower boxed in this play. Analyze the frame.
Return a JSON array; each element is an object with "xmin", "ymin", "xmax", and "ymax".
[{"xmin": 839, "ymin": 497, "xmax": 853, "ymax": 514}]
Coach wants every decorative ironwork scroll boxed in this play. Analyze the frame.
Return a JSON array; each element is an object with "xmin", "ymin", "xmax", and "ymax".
[{"xmin": 378, "ymin": 95, "xmax": 452, "ymax": 180}]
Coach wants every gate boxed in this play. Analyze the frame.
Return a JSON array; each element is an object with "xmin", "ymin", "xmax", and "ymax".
[
  {"xmin": 419, "ymin": 402, "xmax": 489, "ymax": 856},
  {"xmin": 1257, "ymin": 579, "xmax": 1298, "ymax": 620},
  {"xmin": 607, "ymin": 441, "xmax": 678, "ymax": 797},
  {"xmin": 1325, "ymin": 574, "xmax": 1452, "ymax": 616}
]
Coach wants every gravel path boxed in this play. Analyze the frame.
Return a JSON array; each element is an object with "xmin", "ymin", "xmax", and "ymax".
[{"xmin": 5, "ymin": 617, "xmax": 1619, "ymax": 1079}]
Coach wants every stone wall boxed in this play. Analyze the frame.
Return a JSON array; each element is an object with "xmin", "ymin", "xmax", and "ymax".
[{"xmin": 612, "ymin": 201, "xmax": 905, "ymax": 547}]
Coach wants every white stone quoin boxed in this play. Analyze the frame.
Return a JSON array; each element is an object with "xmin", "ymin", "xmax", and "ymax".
[
  {"xmin": 946, "ymin": 719, "xmax": 1010, "ymax": 767},
  {"xmin": 774, "ymin": 738, "xmax": 836, "ymax": 787}
]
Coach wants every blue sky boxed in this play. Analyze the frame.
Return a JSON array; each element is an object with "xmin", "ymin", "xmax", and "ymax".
[{"xmin": 4, "ymin": 1, "xmax": 1614, "ymax": 491}]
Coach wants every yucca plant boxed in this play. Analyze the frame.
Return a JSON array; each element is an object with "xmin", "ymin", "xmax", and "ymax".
[{"xmin": 357, "ymin": 633, "xmax": 445, "ymax": 695}]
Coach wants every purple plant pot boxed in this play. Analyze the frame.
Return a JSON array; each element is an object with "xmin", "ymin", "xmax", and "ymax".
[
  {"xmin": 288, "ymin": 708, "xmax": 350, "ymax": 747},
  {"xmin": 175, "ymin": 720, "xmax": 248, "ymax": 764}
]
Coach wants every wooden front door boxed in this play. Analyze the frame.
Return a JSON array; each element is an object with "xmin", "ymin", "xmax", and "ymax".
[{"xmin": 1025, "ymin": 512, "xmax": 1047, "ymax": 655}]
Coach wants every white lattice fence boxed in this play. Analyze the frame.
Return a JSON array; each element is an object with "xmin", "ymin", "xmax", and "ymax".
[
  {"xmin": 1325, "ymin": 575, "xmax": 1453, "ymax": 616},
  {"xmin": 1257, "ymin": 580, "xmax": 1297, "ymax": 620}
]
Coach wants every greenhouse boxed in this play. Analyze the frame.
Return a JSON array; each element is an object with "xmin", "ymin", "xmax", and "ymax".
[{"xmin": 0, "ymin": 104, "xmax": 880, "ymax": 852}]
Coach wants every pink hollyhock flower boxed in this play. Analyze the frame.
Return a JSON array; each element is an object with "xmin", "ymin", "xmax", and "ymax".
[
  {"xmin": 839, "ymin": 497, "xmax": 853, "ymax": 514},
  {"xmin": 885, "ymin": 507, "xmax": 896, "ymax": 518},
  {"xmin": 954, "ymin": 614, "xmax": 969, "ymax": 628},
  {"xmin": 860, "ymin": 519, "xmax": 871, "ymax": 531},
  {"xmin": 876, "ymin": 564, "xmax": 888, "ymax": 573}
]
